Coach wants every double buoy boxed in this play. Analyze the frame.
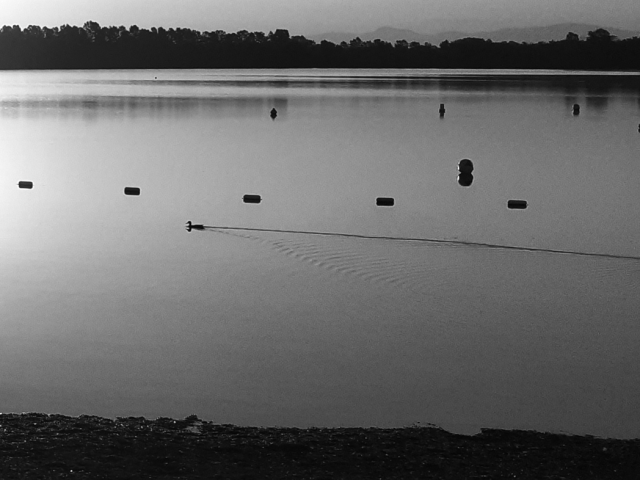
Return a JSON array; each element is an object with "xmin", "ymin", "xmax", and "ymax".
[
  {"xmin": 270, "ymin": 108, "xmax": 277, "ymax": 119},
  {"xmin": 457, "ymin": 159, "xmax": 474, "ymax": 187},
  {"xmin": 439, "ymin": 103, "xmax": 445, "ymax": 117},
  {"xmin": 573, "ymin": 104, "xmax": 580, "ymax": 115}
]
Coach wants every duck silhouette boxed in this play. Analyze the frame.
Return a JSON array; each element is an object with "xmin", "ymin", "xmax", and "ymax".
[{"xmin": 186, "ymin": 221, "xmax": 205, "ymax": 232}]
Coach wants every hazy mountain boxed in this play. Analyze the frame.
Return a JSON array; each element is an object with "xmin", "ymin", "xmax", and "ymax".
[
  {"xmin": 359, "ymin": 27, "xmax": 436, "ymax": 44},
  {"xmin": 309, "ymin": 27, "xmax": 434, "ymax": 44},
  {"xmin": 309, "ymin": 23, "xmax": 640, "ymax": 45},
  {"xmin": 472, "ymin": 23, "xmax": 640, "ymax": 43},
  {"xmin": 311, "ymin": 30, "xmax": 358, "ymax": 44}
]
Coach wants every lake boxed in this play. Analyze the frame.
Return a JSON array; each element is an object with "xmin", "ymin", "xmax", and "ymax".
[{"xmin": 1, "ymin": 69, "xmax": 639, "ymax": 439}]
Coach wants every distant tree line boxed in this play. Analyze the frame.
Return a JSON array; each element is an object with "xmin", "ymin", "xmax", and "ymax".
[{"xmin": 1, "ymin": 22, "xmax": 639, "ymax": 70}]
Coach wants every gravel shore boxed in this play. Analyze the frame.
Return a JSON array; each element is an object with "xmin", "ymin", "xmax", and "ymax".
[{"xmin": 1, "ymin": 413, "xmax": 638, "ymax": 479}]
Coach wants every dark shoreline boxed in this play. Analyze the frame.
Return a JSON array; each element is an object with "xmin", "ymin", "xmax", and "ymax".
[
  {"xmin": 2, "ymin": 23, "xmax": 640, "ymax": 71},
  {"xmin": 1, "ymin": 413, "xmax": 638, "ymax": 479}
]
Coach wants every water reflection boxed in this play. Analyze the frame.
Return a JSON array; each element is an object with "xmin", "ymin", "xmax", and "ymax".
[
  {"xmin": 433, "ymin": 74, "xmax": 640, "ymax": 96},
  {"xmin": 2, "ymin": 69, "xmax": 640, "ymax": 439},
  {"xmin": 0, "ymin": 96, "xmax": 290, "ymax": 120},
  {"xmin": 563, "ymin": 95, "xmax": 579, "ymax": 109},
  {"xmin": 585, "ymin": 96, "xmax": 609, "ymax": 114}
]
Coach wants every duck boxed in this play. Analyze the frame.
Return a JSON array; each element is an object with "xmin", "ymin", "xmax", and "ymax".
[{"xmin": 186, "ymin": 221, "xmax": 205, "ymax": 232}]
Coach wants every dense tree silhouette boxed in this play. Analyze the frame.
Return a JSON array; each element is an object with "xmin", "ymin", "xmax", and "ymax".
[{"xmin": 0, "ymin": 22, "xmax": 639, "ymax": 70}]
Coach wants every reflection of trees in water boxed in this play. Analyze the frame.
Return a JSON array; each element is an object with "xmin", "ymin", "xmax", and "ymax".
[
  {"xmin": 0, "ymin": 96, "xmax": 289, "ymax": 120},
  {"xmin": 564, "ymin": 96, "xmax": 579, "ymax": 110},
  {"xmin": 585, "ymin": 96, "xmax": 609, "ymax": 114},
  {"xmin": 0, "ymin": 79, "xmax": 636, "ymax": 121}
]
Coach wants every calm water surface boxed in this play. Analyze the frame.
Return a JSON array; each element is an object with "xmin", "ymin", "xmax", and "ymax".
[{"xmin": 1, "ymin": 69, "xmax": 639, "ymax": 438}]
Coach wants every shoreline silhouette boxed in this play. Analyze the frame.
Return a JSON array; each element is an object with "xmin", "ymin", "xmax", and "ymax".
[
  {"xmin": 1, "ymin": 412, "xmax": 637, "ymax": 478},
  {"xmin": 1, "ymin": 23, "xmax": 639, "ymax": 70}
]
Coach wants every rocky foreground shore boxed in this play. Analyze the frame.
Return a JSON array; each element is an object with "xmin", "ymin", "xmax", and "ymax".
[{"xmin": 0, "ymin": 413, "xmax": 638, "ymax": 479}]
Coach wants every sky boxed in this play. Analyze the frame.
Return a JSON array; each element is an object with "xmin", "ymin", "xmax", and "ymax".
[{"xmin": 3, "ymin": 0, "xmax": 640, "ymax": 35}]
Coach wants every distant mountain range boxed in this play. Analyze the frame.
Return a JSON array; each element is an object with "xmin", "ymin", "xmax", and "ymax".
[{"xmin": 308, "ymin": 23, "xmax": 640, "ymax": 45}]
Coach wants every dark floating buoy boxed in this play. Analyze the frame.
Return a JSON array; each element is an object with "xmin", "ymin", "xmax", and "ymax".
[
  {"xmin": 270, "ymin": 108, "xmax": 277, "ymax": 119},
  {"xmin": 573, "ymin": 104, "xmax": 580, "ymax": 115},
  {"xmin": 458, "ymin": 159, "xmax": 474, "ymax": 174},
  {"xmin": 376, "ymin": 197, "xmax": 395, "ymax": 207},
  {"xmin": 18, "ymin": 181, "xmax": 33, "ymax": 189},
  {"xmin": 124, "ymin": 187, "xmax": 141, "ymax": 196},
  {"xmin": 507, "ymin": 200, "xmax": 528, "ymax": 209},
  {"xmin": 243, "ymin": 194, "xmax": 262, "ymax": 204},
  {"xmin": 185, "ymin": 221, "xmax": 205, "ymax": 232},
  {"xmin": 458, "ymin": 173, "xmax": 473, "ymax": 187},
  {"xmin": 439, "ymin": 103, "xmax": 445, "ymax": 117},
  {"xmin": 457, "ymin": 159, "xmax": 474, "ymax": 186}
]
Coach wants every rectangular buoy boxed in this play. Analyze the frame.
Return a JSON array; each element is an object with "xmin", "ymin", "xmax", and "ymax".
[
  {"xmin": 18, "ymin": 181, "xmax": 33, "ymax": 189},
  {"xmin": 124, "ymin": 187, "xmax": 141, "ymax": 196},
  {"xmin": 243, "ymin": 194, "xmax": 261, "ymax": 204},
  {"xmin": 507, "ymin": 200, "xmax": 527, "ymax": 209},
  {"xmin": 376, "ymin": 197, "xmax": 395, "ymax": 207}
]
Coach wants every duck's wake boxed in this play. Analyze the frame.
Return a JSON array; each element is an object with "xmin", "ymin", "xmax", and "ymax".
[{"xmin": 185, "ymin": 223, "xmax": 640, "ymax": 302}]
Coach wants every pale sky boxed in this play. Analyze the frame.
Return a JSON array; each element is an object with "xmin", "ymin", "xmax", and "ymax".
[{"xmin": 3, "ymin": 0, "xmax": 640, "ymax": 35}]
